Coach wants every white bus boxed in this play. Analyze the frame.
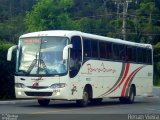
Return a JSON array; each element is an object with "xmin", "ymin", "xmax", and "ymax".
[{"xmin": 7, "ymin": 30, "xmax": 153, "ymax": 107}]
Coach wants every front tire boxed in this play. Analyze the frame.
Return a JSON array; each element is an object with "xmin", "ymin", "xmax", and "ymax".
[
  {"xmin": 76, "ymin": 88, "xmax": 89, "ymax": 107},
  {"xmin": 38, "ymin": 99, "xmax": 50, "ymax": 106}
]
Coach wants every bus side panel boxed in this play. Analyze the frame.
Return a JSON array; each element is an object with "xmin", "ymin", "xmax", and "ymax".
[
  {"xmin": 71, "ymin": 60, "xmax": 153, "ymax": 100},
  {"xmin": 75, "ymin": 60, "xmax": 122, "ymax": 98},
  {"xmin": 132, "ymin": 65, "xmax": 153, "ymax": 96}
]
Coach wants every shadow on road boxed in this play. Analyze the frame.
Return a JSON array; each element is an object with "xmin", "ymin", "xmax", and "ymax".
[{"xmin": 21, "ymin": 99, "xmax": 148, "ymax": 109}]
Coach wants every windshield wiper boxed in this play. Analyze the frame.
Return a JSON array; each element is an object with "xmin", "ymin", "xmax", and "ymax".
[
  {"xmin": 39, "ymin": 59, "xmax": 49, "ymax": 74},
  {"xmin": 25, "ymin": 59, "xmax": 37, "ymax": 75},
  {"xmin": 25, "ymin": 59, "xmax": 49, "ymax": 75},
  {"xmin": 25, "ymin": 52, "xmax": 39, "ymax": 75}
]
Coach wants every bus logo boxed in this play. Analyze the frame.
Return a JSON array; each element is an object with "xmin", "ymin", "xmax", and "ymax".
[{"xmin": 32, "ymin": 82, "xmax": 39, "ymax": 87}]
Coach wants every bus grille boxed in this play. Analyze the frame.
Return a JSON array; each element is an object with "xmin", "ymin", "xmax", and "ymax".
[
  {"xmin": 27, "ymin": 86, "xmax": 48, "ymax": 89},
  {"xmin": 25, "ymin": 92, "xmax": 52, "ymax": 96}
]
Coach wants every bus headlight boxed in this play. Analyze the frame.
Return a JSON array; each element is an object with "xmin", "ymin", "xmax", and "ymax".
[
  {"xmin": 15, "ymin": 83, "xmax": 26, "ymax": 88},
  {"xmin": 50, "ymin": 83, "xmax": 66, "ymax": 89}
]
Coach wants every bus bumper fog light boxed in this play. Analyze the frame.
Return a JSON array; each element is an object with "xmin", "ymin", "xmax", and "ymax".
[
  {"xmin": 56, "ymin": 92, "xmax": 60, "ymax": 96},
  {"xmin": 18, "ymin": 91, "xmax": 22, "ymax": 95}
]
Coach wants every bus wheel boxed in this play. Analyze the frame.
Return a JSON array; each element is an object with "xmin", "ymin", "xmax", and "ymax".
[
  {"xmin": 90, "ymin": 98, "xmax": 103, "ymax": 104},
  {"xmin": 119, "ymin": 86, "xmax": 135, "ymax": 104},
  {"xmin": 76, "ymin": 88, "xmax": 89, "ymax": 107},
  {"xmin": 38, "ymin": 99, "xmax": 50, "ymax": 106},
  {"xmin": 126, "ymin": 86, "xmax": 135, "ymax": 104}
]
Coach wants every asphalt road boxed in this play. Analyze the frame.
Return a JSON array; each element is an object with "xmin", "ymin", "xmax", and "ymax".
[{"xmin": 0, "ymin": 96, "xmax": 160, "ymax": 120}]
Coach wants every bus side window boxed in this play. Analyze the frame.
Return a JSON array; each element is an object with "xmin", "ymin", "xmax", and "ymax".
[
  {"xmin": 132, "ymin": 47, "xmax": 136, "ymax": 62},
  {"xmin": 143, "ymin": 48, "xmax": 147, "ymax": 63},
  {"xmin": 83, "ymin": 39, "xmax": 91, "ymax": 57},
  {"xmin": 126, "ymin": 46, "xmax": 137, "ymax": 63},
  {"xmin": 137, "ymin": 47, "xmax": 143, "ymax": 63},
  {"xmin": 99, "ymin": 42, "xmax": 107, "ymax": 58},
  {"xmin": 126, "ymin": 46, "xmax": 133, "ymax": 62},
  {"xmin": 119, "ymin": 44, "xmax": 125, "ymax": 61},
  {"xmin": 91, "ymin": 40, "xmax": 98, "ymax": 58},
  {"xmin": 70, "ymin": 36, "xmax": 82, "ymax": 78},
  {"xmin": 112, "ymin": 44, "xmax": 119, "ymax": 60},
  {"xmin": 106, "ymin": 42, "xmax": 112, "ymax": 59},
  {"xmin": 146, "ymin": 49, "xmax": 152, "ymax": 64}
]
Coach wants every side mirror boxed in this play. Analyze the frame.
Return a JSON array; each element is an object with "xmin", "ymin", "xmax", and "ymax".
[
  {"xmin": 7, "ymin": 45, "xmax": 18, "ymax": 61},
  {"xmin": 63, "ymin": 44, "xmax": 73, "ymax": 60}
]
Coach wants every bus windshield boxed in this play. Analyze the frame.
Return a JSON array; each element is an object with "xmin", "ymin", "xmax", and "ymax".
[{"xmin": 16, "ymin": 37, "xmax": 69, "ymax": 76}]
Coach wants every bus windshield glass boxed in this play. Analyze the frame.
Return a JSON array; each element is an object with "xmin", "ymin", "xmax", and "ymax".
[{"xmin": 16, "ymin": 37, "xmax": 69, "ymax": 76}]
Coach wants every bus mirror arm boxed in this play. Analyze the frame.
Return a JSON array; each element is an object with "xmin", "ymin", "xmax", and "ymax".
[
  {"xmin": 63, "ymin": 44, "xmax": 73, "ymax": 60},
  {"xmin": 7, "ymin": 45, "xmax": 18, "ymax": 61}
]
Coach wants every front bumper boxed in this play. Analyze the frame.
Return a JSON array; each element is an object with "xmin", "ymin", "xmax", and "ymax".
[{"xmin": 15, "ymin": 87, "xmax": 68, "ymax": 100}]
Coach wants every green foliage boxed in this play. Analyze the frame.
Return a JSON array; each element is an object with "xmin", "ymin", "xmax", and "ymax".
[
  {"xmin": 153, "ymin": 42, "xmax": 160, "ymax": 86},
  {"xmin": 157, "ymin": 62, "xmax": 160, "ymax": 74},
  {"xmin": 154, "ymin": 42, "xmax": 160, "ymax": 67},
  {"xmin": 25, "ymin": 0, "xmax": 74, "ymax": 31},
  {"xmin": 0, "ymin": 41, "xmax": 15, "ymax": 99},
  {"xmin": 25, "ymin": 0, "xmax": 115, "ymax": 36},
  {"xmin": 0, "ymin": 0, "xmax": 36, "ymax": 42}
]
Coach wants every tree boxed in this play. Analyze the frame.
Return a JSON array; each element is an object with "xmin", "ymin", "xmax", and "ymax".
[
  {"xmin": 0, "ymin": 41, "xmax": 15, "ymax": 99},
  {"xmin": 25, "ymin": 0, "xmax": 74, "ymax": 31},
  {"xmin": 154, "ymin": 42, "xmax": 160, "ymax": 85},
  {"xmin": 25, "ymin": 0, "xmax": 114, "ymax": 36},
  {"xmin": 133, "ymin": 1, "xmax": 160, "ymax": 44},
  {"xmin": 0, "ymin": 0, "xmax": 37, "ymax": 42}
]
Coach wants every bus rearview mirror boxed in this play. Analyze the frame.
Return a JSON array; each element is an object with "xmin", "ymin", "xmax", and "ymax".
[
  {"xmin": 7, "ymin": 45, "xmax": 18, "ymax": 61},
  {"xmin": 63, "ymin": 44, "xmax": 73, "ymax": 60}
]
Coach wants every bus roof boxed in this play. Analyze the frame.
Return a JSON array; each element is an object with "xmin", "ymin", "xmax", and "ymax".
[{"xmin": 20, "ymin": 30, "xmax": 152, "ymax": 49}]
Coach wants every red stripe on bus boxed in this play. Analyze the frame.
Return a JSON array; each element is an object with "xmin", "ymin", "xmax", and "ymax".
[
  {"xmin": 107, "ymin": 63, "xmax": 130, "ymax": 95},
  {"xmin": 98, "ymin": 62, "xmax": 126, "ymax": 97},
  {"xmin": 121, "ymin": 66, "xmax": 142, "ymax": 96}
]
